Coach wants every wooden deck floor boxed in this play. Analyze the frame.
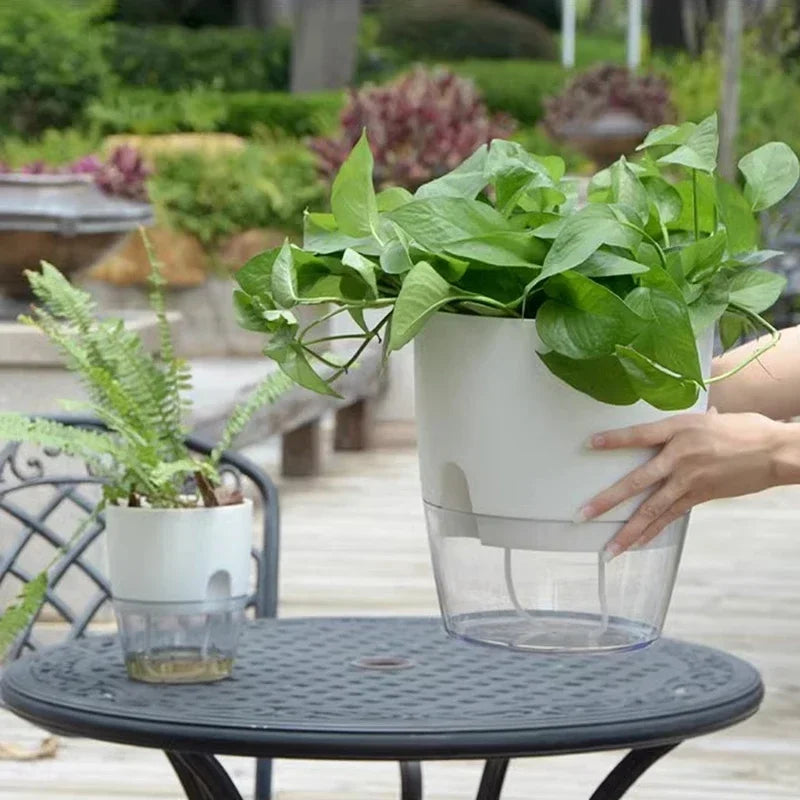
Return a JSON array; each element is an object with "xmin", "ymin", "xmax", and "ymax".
[{"xmin": 1, "ymin": 424, "xmax": 798, "ymax": 799}]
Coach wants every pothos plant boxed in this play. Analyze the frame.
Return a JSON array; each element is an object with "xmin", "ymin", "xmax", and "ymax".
[
  {"xmin": 234, "ymin": 113, "xmax": 799, "ymax": 410},
  {"xmin": 0, "ymin": 242, "xmax": 291, "ymax": 659}
]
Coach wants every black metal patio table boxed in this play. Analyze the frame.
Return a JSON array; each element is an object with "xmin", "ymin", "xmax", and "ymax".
[{"xmin": 0, "ymin": 617, "xmax": 763, "ymax": 800}]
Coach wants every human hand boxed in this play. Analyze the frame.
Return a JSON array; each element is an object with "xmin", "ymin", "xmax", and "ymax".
[{"xmin": 578, "ymin": 410, "xmax": 796, "ymax": 559}]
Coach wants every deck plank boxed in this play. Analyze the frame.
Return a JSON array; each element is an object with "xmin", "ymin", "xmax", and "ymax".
[{"xmin": 1, "ymin": 428, "xmax": 798, "ymax": 799}]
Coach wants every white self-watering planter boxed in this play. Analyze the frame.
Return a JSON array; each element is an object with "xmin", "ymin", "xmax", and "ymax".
[
  {"xmin": 105, "ymin": 499, "xmax": 252, "ymax": 683},
  {"xmin": 415, "ymin": 314, "xmax": 713, "ymax": 653}
]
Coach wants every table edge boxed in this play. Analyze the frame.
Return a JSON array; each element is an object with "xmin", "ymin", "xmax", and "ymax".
[{"xmin": 1, "ymin": 677, "xmax": 764, "ymax": 761}]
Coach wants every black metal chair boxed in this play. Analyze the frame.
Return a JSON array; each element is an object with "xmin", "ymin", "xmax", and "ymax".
[{"xmin": 0, "ymin": 415, "xmax": 280, "ymax": 800}]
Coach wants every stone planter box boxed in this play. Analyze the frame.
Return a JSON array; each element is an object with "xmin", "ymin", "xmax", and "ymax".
[{"xmin": 0, "ymin": 174, "xmax": 153, "ymax": 299}]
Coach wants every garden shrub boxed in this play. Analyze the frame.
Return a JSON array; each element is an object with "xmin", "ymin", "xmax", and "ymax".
[
  {"xmin": 662, "ymin": 36, "xmax": 800, "ymax": 159},
  {"xmin": 88, "ymin": 87, "xmax": 344, "ymax": 137},
  {"xmin": 108, "ymin": 24, "xmax": 291, "ymax": 92},
  {"xmin": 88, "ymin": 88, "xmax": 229, "ymax": 135},
  {"xmin": 149, "ymin": 141, "xmax": 326, "ymax": 246},
  {"xmin": 378, "ymin": 0, "xmax": 557, "ymax": 61},
  {"xmin": 0, "ymin": 129, "xmax": 104, "ymax": 171},
  {"xmin": 225, "ymin": 92, "xmax": 344, "ymax": 137},
  {"xmin": 570, "ymin": 33, "xmax": 629, "ymax": 69},
  {"xmin": 0, "ymin": 0, "xmax": 110, "ymax": 135},
  {"xmin": 543, "ymin": 63, "xmax": 675, "ymax": 137},
  {"xmin": 311, "ymin": 67, "xmax": 515, "ymax": 191},
  {"xmin": 451, "ymin": 60, "xmax": 568, "ymax": 125}
]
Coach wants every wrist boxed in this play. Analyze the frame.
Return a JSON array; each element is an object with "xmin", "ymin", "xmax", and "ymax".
[{"xmin": 770, "ymin": 422, "xmax": 800, "ymax": 485}]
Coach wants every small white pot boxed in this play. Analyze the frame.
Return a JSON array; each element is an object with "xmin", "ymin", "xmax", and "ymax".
[
  {"xmin": 105, "ymin": 499, "xmax": 253, "ymax": 683},
  {"xmin": 105, "ymin": 499, "xmax": 252, "ymax": 604},
  {"xmin": 415, "ymin": 314, "xmax": 713, "ymax": 547}
]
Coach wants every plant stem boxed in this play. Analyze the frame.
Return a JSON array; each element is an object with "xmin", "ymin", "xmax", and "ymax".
[
  {"xmin": 300, "ymin": 311, "xmax": 392, "ymax": 386},
  {"xmin": 447, "ymin": 294, "xmax": 517, "ymax": 316},
  {"xmin": 706, "ymin": 305, "xmax": 780, "ymax": 385},
  {"xmin": 618, "ymin": 219, "xmax": 668, "ymax": 270},
  {"xmin": 195, "ymin": 471, "xmax": 219, "ymax": 507},
  {"xmin": 692, "ymin": 169, "xmax": 699, "ymax": 240},
  {"xmin": 297, "ymin": 300, "xmax": 394, "ymax": 341},
  {"xmin": 302, "ymin": 348, "xmax": 342, "ymax": 369},
  {"xmin": 645, "ymin": 233, "xmax": 668, "ymax": 270},
  {"xmin": 297, "ymin": 305, "xmax": 354, "ymax": 340},
  {"xmin": 328, "ymin": 312, "xmax": 392, "ymax": 380},
  {"xmin": 304, "ymin": 333, "xmax": 367, "ymax": 347}
]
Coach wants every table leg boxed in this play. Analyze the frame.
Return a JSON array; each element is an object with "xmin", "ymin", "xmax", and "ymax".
[
  {"xmin": 166, "ymin": 751, "xmax": 244, "ymax": 800},
  {"xmin": 476, "ymin": 759, "xmax": 510, "ymax": 800},
  {"xmin": 400, "ymin": 760, "xmax": 423, "ymax": 800},
  {"xmin": 588, "ymin": 743, "xmax": 679, "ymax": 800}
]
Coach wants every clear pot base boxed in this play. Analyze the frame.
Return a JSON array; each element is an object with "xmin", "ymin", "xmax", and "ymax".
[
  {"xmin": 113, "ymin": 596, "xmax": 246, "ymax": 684},
  {"xmin": 425, "ymin": 503, "xmax": 687, "ymax": 655}
]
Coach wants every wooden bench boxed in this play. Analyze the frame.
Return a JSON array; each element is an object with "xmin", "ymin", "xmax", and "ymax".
[{"xmin": 188, "ymin": 341, "xmax": 385, "ymax": 477}]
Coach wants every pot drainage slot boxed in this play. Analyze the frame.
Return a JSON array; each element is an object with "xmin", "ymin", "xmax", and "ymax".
[{"xmin": 353, "ymin": 655, "xmax": 414, "ymax": 671}]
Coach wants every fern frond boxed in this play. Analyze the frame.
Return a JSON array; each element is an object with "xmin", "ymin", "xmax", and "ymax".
[
  {"xmin": 142, "ymin": 230, "xmax": 188, "ymax": 437},
  {"xmin": 0, "ymin": 572, "xmax": 47, "ymax": 663},
  {"xmin": 25, "ymin": 282, "xmax": 188, "ymax": 466},
  {"xmin": 149, "ymin": 458, "xmax": 214, "ymax": 487},
  {"xmin": 27, "ymin": 262, "xmax": 97, "ymax": 333},
  {"xmin": 210, "ymin": 369, "xmax": 293, "ymax": 464},
  {"xmin": 0, "ymin": 415, "xmax": 122, "ymax": 476}
]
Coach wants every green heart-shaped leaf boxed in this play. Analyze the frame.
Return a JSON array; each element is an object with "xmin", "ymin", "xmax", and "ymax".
[
  {"xmin": 536, "ymin": 272, "xmax": 644, "ymax": 359},
  {"xmin": 415, "ymin": 144, "xmax": 489, "ymax": 200},
  {"xmin": 616, "ymin": 346, "xmax": 701, "ymax": 410},
  {"xmin": 728, "ymin": 269, "xmax": 787, "ymax": 314},
  {"xmin": 739, "ymin": 141, "xmax": 800, "ymax": 212},
  {"xmin": 389, "ymin": 261, "xmax": 455, "ymax": 351},
  {"xmin": 331, "ymin": 131, "xmax": 380, "ymax": 238},
  {"xmin": 537, "ymin": 350, "xmax": 638, "ymax": 405}
]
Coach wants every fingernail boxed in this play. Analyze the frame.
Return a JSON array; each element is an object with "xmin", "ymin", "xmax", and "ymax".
[
  {"xmin": 602, "ymin": 542, "xmax": 623, "ymax": 562},
  {"xmin": 573, "ymin": 504, "xmax": 594, "ymax": 523},
  {"xmin": 588, "ymin": 434, "xmax": 605, "ymax": 449}
]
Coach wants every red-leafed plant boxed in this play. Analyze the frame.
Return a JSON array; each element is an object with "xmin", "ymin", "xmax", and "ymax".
[
  {"xmin": 311, "ymin": 67, "xmax": 516, "ymax": 190},
  {"xmin": 543, "ymin": 63, "xmax": 675, "ymax": 136},
  {"xmin": 0, "ymin": 146, "xmax": 150, "ymax": 202},
  {"xmin": 93, "ymin": 146, "xmax": 151, "ymax": 202}
]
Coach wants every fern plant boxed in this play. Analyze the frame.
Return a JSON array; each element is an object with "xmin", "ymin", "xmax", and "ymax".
[{"xmin": 0, "ymin": 239, "xmax": 291, "ymax": 659}]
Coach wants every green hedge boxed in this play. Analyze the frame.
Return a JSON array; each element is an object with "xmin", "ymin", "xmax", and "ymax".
[
  {"xmin": 108, "ymin": 24, "xmax": 291, "ymax": 92},
  {"xmin": 661, "ymin": 42, "xmax": 800, "ymax": 160},
  {"xmin": 379, "ymin": 0, "xmax": 556, "ymax": 61},
  {"xmin": 226, "ymin": 92, "xmax": 344, "ymax": 137},
  {"xmin": 88, "ymin": 88, "xmax": 227, "ymax": 135},
  {"xmin": 150, "ymin": 143, "xmax": 326, "ymax": 245},
  {"xmin": 89, "ymin": 88, "xmax": 344, "ymax": 137},
  {"xmin": 452, "ymin": 60, "xmax": 568, "ymax": 125},
  {"xmin": 0, "ymin": 1, "xmax": 109, "ymax": 136}
]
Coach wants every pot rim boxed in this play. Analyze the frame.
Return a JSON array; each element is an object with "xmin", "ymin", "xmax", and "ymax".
[
  {"xmin": 427, "ymin": 311, "xmax": 536, "ymax": 326},
  {"xmin": 0, "ymin": 173, "xmax": 94, "ymax": 186},
  {"xmin": 106, "ymin": 497, "xmax": 252, "ymax": 514}
]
